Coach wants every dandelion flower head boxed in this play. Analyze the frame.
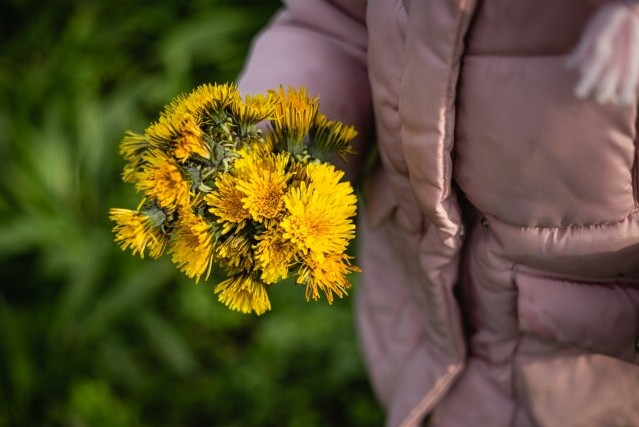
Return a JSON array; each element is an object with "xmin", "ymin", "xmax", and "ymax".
[
  {"xmin": 109, "ymin": 206, "xmax": 168, "ymax": 259},
  {"xmin": 297, "ymin": 253, "xmax": 359, "ymax": 303},
  {"xmin": 254, "ymin": 227, "xmax": 296, "ymax": 284},
  {"xmin": 281, "ymin": 163, "xmax": 356, "ymax": 261},
  {"xmin": 169, "ymin": 210, "xmax": 215, "ymax": 282},
  {"xmin": 234, "ymin": 149, "xmax": 291, "ymax": 224},
  {"xmin": 215, "ymin": 273, "xmax": 271, "ymax": 315},
  {"xmin": 206, "ymin": 172, "xmax": 250, "ymax": 234},
  {"xmin": 135, "ymin": 150, "xmax": 191, "ymax": 209}
]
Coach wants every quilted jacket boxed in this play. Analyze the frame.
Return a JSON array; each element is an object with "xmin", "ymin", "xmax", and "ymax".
[{"xmin": 238, "ymin": 1, "xmax": 639, "ymax": 425}]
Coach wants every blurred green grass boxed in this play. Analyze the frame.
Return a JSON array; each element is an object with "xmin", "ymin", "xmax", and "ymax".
[{"xmin": 0, "ymin": 1, "xmax": 383, "ymax": 426}]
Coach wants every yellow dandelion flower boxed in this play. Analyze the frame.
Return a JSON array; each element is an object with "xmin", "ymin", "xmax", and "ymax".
[
  {"xmin": 232, "ymin": 138, "xmax": 276, "ymax": 173},
  {"xmin": 254, "ymin": 227, "xmax": 296, "ymax": 284},
  {"xmin": 109, "ymin": 206, "xmax": 168, "ymax": 259},
  {"xmin": 297, "ymin": 253, "xmax": 359, "ymax": 303},
  {"xmin": 215, "ymin": 273, "xmax": 271, "ymax": 315},
  {"xmin": 169, "ymin": 211, "xmax": 215, "ymax": 282},
  {"xmin": 230, "ymin": 91, "xmax": 280, "ymax": 134},
  {"xmin": 122, "ymin": 164, "xmax": 138, "ymax": 184},
  {"xmin": 281, "ymin": 171, "xmax": 356, "ymax": 260},
  {"xmin": 174, "ymin": 115, "xmax": 209, "ymax": 161},
  {"xmin": 177, "ymin": 83, "xmax": 238, "ymax": 117},
  {"xmin": 270, "ymin": 86, "xmax": 319, "ymax": 154},
  {"xmin": 234, "ymin": 150, "xmax": 291, "ymax": 224},
  {"xmin": 306, "ymin": 162, "xmax": 357, "ymax": 215},
  {"xmin": 144, "ymin": 83, "xmax": 238, "ymax": 148},
  {"xmin": 260, "ymin": 130, "xmax": 280, "ymax": 153},
  {"xmin": 120, "ymin": 131, "xmax": 150, "ymax": 162},
  {"xmin": 286, "ymin": 159, "xmax": 309, "ymax": 183},
  {"xmin": 144, "ymin": 112, "xmax": 182, "ymax": 149},
  {"xmin": 216, "ymin": 232, "xmax": 254, "ymax": 272},
  {"xmin": 120, "ymin": 131, "xmax": 151, "ymax": 183},
  {"xmin": 309, "ymin": 112, "xmax": 357, "ymax": 161},
  {"xmin": 135, "ymin": 150, "xmax": 191, "ymax": 209},
  {"xmin": 205, "ymin": 173, "xmax": 250, "ymax": 234},
  {"xmin": 237, "ymin": 171, "xmax": 288, "ymax": 223}
]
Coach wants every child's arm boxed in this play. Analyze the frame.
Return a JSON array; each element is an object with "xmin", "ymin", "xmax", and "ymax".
[
  {"xmin": 566, "ymin": 1, "xmax": 639, "ymax": 105},
  {"xmin": 237, "ymin": 0, "xmax": 372, "ymax": 180}
]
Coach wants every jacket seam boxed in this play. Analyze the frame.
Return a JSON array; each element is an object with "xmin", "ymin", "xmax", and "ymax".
[
  {"xmin": 509, "ymin": 263, "xmax": 522, "ymax": 427},
  {"xmin": 463, "ymin": 52, "xmax": 576, "ymax": 59},
  {"xmin": 632, "ymin": 102, "xmax": 639, "ymax": 209},
  {"xmin": 513, "ymin": 265, "xmax": 639, "ymax": 288},
  {"xmin": 483, "ymin": 208, "xmax": 639, "ymax": 231},
  {"xmin": 400, "ymin": 0, "xmax": 475, "ymax": 424},
  {"xmin": 395, "ymin": 0, "xmax": 408, "ymax": 177}
]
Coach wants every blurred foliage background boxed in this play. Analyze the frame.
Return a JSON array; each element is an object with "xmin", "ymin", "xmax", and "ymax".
[{"xmin": 0, "ymin": 1, "xmax": 383, "ymax": 425}]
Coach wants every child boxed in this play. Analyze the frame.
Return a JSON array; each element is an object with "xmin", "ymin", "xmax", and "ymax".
[{"xmin": 238, "ymin": 1, "xmax": 639, "ymax": 426}]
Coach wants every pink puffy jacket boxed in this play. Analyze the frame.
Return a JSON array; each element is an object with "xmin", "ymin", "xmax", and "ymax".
[{"xmin": 238, "ymin": 1, "xmax": 639, "ymax": 426}]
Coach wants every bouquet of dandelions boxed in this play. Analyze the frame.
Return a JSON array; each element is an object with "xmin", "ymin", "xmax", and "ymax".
[{"xmin": 109, "ymin": 83, "xmax": 359, "ymax": 315}]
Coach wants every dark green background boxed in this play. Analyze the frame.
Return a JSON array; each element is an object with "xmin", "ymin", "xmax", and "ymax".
[{"xmin": 0, "ymin": 1, "xmax": 383, "ymax": 425}]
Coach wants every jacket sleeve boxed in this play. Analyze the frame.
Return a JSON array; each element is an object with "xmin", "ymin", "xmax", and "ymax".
[{"xmin": 236, "ymin": 0, "xmax": 372, "ymax": 182}]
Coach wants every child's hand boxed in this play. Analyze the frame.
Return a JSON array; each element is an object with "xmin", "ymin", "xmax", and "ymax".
[{"xmin": 566, "ymin": 2, "xmax": 639, "ymax": 105}]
